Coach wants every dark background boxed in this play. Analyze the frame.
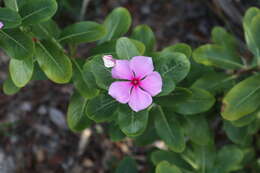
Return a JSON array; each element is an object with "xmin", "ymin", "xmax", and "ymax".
[{"xmin": 0, "ymin": 0, "xmax": 259, "ymax": 172}]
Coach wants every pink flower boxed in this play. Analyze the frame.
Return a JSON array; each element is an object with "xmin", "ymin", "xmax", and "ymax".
[
  {"xmin": 108, "ymin": 56, "xmax": 162, "ymax": 112},
  {"xmin": 0, "ymin": 22, "xmax": 4, "ymax": 29}
]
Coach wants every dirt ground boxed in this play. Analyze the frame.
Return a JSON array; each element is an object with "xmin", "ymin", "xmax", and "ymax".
[{"xmin": 0, "ymin": 0, "xmax": 259, "ymax": 173}]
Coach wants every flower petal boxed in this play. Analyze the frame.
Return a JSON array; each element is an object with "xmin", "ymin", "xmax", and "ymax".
[
  {"xmin": 111, "ymin": 60, "xmax": 133, "ymax": 80},
  {"xmin": 130, "ymin": 56, "xmax": 154, "ymax": 78},
  {"xmin": 140, "ymin": 71, "xmax": 162, "ymax": 96},
  {"xmin": 128, "ymin": 87, "xmax": 152, "ymax": 112},
  {"xmin": 103, "ymin": 55, "xmax": 116, "ymax": 68},
  {"xmin": 109, "ymin": 81, "xmax": 132, "ymax": 104}
]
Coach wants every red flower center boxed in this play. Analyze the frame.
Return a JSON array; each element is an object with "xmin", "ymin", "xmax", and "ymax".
[{"xmin": 131, "ymin": 78, "xmax": 140, "ymax": 86}]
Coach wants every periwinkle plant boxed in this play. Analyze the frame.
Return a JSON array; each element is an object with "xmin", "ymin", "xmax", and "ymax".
[{"xmin": 0, "ymin": 0, "xmax": 259, "ymax": 172}]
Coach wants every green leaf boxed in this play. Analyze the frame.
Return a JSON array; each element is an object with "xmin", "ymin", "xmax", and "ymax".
[
  {"xmin": 115, "ymin": 156, "xmax": 138, "ymax": 173},
  {"xmin": 221, "ymin": 74, "xmax": 260, "ymax": 121},
  {"xmin": 9, "ymin": 55, "xmax": 34, "ymax": 87},
  {"xmin": 108, "ymin": 123, "xmax": 125, "ymax": 142},
  {"xmin": 155, "ymin": 52, "xmax": 190, "ymax": 96},
  {"xmin": 250, "ymin": 14, "xmax": 260, "ymax": 61},
  {"xmin": 31, "ymin": 20, "xmax": 61, "ymax": 39},
  {"xmin": 0, "ymin": 29, "xmax": 34, "ymax": 60},
  {"xmin": 151, "ymin": 150, "xmax": 193, "ymax": 171},
  {"xmin": 192, "ymin": 72, "xmax": 235, "ymax": 94},
  {"xmin": 89, "ymin": 40, "xmax": 116, "ymax": 55},
  {"xmin": 130, "ymin": 39, "xmax": 146, "ymax": 55},
  {"xmin": 172, "ymin": 87, "xmax": 215, "ymax": 115},
  {"xmin": 153, "ymin": 106, "xmax": 185, "ymax": 152},
  {"xmin": 211, "ymin": 27, "xmax": 237, "ymax": 51},
  {"xmin": 243, "ymin": 7, "xmax": 260, "ymax": 60},
  {"xmin": 154, "ymin": 87, "xmax": 192, "ymax": 107},
  {"xmin": 35, "ymin": 40, "xmax": 72, "ymax": 84},
  {"xmin": 67, "ymin": 92, "xmax": 93, "ymax": 132},
  {"xmin": 117, "ymin": 105, "xmax": 149, "ymax": 137},
  {"xmin": 59, "ymin": 21, "xmax": 106, "ymax": 44},
  {"xmin": 0, "ymin": 8, "xmax": 21, "ymax": 29},
  {"xmin": 193, "ymin": 44, "xmax": 243, "ymax": 69},
  {"xmin": 162, "ymin": 43, "xmax": 192, "ymax": 59},
  {"xmin": 231, "ymin": 110, "xmax": 257, "ymax": 127},
  {"xmin": 86, "ymin": 94, "xmax": 118, "ymax": 123},
  {"xmin": 19, "ymin": 0, "xmax": 58, "ymax": 25},
  {"xmin": 31, "ymin": 62, "xmax": 48, "ymax": 81},
  {"xmin": 213, "ymin": 145, "xmax": 244, "ymax": 173},
  {"xmin": 4, "ymin": 0, "xmax": 19, "ymax": 11},
  {"xmin": 131, "ymin": 25, "xmax": 156, "ymax": 52},
  {"xmin": 223, "ymin": 121, "xmax": 252, "ymax": 146},
  {"xmin": 100, "ymin": 7, "xmax": 131, "ymax": 43},
  {"xmin": 156, "ymin": 161, "xmax": 182, "ymax": 173},
  {"xmin": 89, "ymin": 55, "xmax": 114, "ymax": 90},
  {"xmin": 116, "ymin": 37, "xmax": 140, "ymax": 59},
  {"xmin": 3, "ymin": 75, "xmax": 20, "ymax": 95},
  {"xmin": 72, "ymin": 59, "xmax": 99, "ymax": 99}
]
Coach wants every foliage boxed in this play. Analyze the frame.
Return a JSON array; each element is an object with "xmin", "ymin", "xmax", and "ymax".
[{"xmin": 0, "ymin": 1, "xmax": 259, "ymax": 172}]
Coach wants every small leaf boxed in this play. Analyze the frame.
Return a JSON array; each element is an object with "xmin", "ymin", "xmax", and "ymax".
[
  {"xmin": 162, "ymin": 43, "xmax": 192, "ymax": 59},
  {"xmin": 3, "ymin": 75, "xmax": 20, "ymax": 95},
  {"xmin": 156, "ymin": 161, "xmax": 182, "ymax": 173},
  {"xmin": 172, "ymin": 87, "xmax": 215, "ymax": 115},
  {"xmin": 130, "ymin": 39, "xmax": 146, "ymax": 55},
  {"xmin": 100, "ymin": 7, "xmax": 131, "ymax": 43},
  {"xmin": 116, "ymin": 37, "xmax": 140, "ymax": 59},
  {"xmin": 0, "ymin": 8, "xmax": 21, "ymax": 28},
  {"xmin": 35, "ymin": 40, "xmax": 72, "ymax": 84},
  {"xmin": 67, "ymin": 92, "xmax": 92, "ymax": 132},
  {"xmin": 4, "ymin": 0, "xmax": 19, "ymax": 11},
  {"xmin": 86, "ymin": 94, "xmax": 118, "ymax": 123},
  {"xmin": 31, "ymin": 20, "xmax": 61, "ymax": 39},
  {"xmin": 19, "ymin": 0, "xmax": 58, "ymax": 25},
  {"xmin": 115, "ymin": 156, "xmax": 138, "ymax": 173},
  {"xmin": 59, "ymin": 21, "xmax": 106, "ymax": 44},
  {"xmin": 131, "ymin": 24, "xmax": 156, "ymax": 52},
  {"xmin": 153, "ymin": 106, "xmax": 185, "ymax": 152},
  {"xmin": 193, "ymin": 44, "xmax": 243, "ymax": 69},
  {"xmin": 9, "ymin": 55, "xmax": 34, "ymax": 87},
  {"xmin": 221, "ymin": 74, "xmax": 260, "ymax": 121},
  {"xmin": 117, "ymin": 105, "xmax": 149, "ymax": 137},
  {"xmin": 72, "ymin": 59, "xmax": 99, "ymax": 99},
  {"xmin": 0, "ymin": 29, "xmax": 34, "ymax": 60}
]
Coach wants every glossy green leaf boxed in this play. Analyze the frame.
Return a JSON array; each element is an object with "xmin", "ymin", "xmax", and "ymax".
[
  {"xmin": 213, "ymin": 145, "xmax": 244, "ymax": 173},
  {"xmin": 108, "ymin": 123, "xmax": 125, "ymax": 142},
  {"xmin": 89, "ymin": 40, "xmax": 116, "ymax": 55},
  {"xmin": 162, "ymin": 43, "xmax": 192, "ymax": 59},
  {"xmin": 211, "ymin": 27, "xmax": 237, "ymax": 51},
  {"xmin": 154, "ymin": 87, "xmax": 192, "ymax": 107},
  {"xmin": 4, "ymin": 0, "xmax": 19, "ymax": 11},
  {"xmin": 231, "ymin": 110, "xmax": 258, "ymax": 127},
  {"xmin": 184, "ymin": 115, "xmax": 212, "ymax": 145},
  {"xmin": 130, "ymin": 39, "xmax": 146, "ymax": 55},
  {"xmin": 19, "ymin": 0, "xmax": 58, "ymax": 25},
  {"xmin": 89, "ymin": 55, "xmax": 114, "ymax": 90},
  {"xmin": 173, "ymin": 87, "xmax": 215, "ymax": 115},
  {"xmin": 9, "ymin": 55, "xmax": 34, "ymax": 87},
  {"xmin": 35, "ymin": 40, "xmax": 72, "ymax": 84},
  {"xmin": 3, "ymin": 75, "xmax": 20, "ymax": 95},
  {"xmin": 117, "ymin": 105, "xmax": 149, "ymax": 137},
  {"xmin": 59, "ymin": 21, "xmax": 106, "ymax": 44},
  {"xmin": 100, "ymin": 7, "xmax": 131, "ymax": 43},
  {"xmin": 115, "ymin": 156, "xmax": 138, "ymax": 173},
  {"xmin": 222, "ymin": 74, "xmax": 260, "ymax": 121},
  {"xmin": 86, "ymin": 94, "xmax": 118, "ymax": 123},
  {"xmin": 131, "ymin": 25, "xmax": 156, "ymax": 52},
  {"xmin": 155, "ymin": 52, "xmax": 190, "ymax": 96},
  {"xmin": 0, "ymin": 8, "xmax": 21, "ymax": 28},
  {"xmin": 153, "ymin": 106, "xmax": 185, "ymax": 152},
  {"xmin": 116, "ymin": 37, "xmax": 140, "ymax": 59},
  {"xmin": 250, "ymin": 14, "xmax": 260, "ymax": 61},
  {"xmin": 31, "ymin": 20, "xmax": 61, "ymax": 39},
  {"xmin": 67, "ymin": 92, "xmax": 92, "ymax": 132},
  {"xmin": 192, "ymin": 72, "xmax": 235, "ymax": 94},
  {"xmin": 193, "ymin": 44, "xmax": 243, "ymax": 69},
  {"xmin": 0, "ymin": 29, "xmax": 34, "ymax": 60},
  {"xmin": 151, "ymin": 150, "xmax": 193, "ymax": 171},
  {"xmin": 72, "ymin": 59, "xmax": 99, "ymax": 99},
  {"xmin": 156, "ymin": 161, "xmax": 182, "ymax": 173},
  {"xmin": 31, "ymin": 62, "xmax": 48, "ymax": 81}
]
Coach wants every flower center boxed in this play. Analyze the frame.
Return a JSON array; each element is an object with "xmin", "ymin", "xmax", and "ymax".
[{"xmin": 131, "ymin": 78, "xmax": 140, "ymax": 86}]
